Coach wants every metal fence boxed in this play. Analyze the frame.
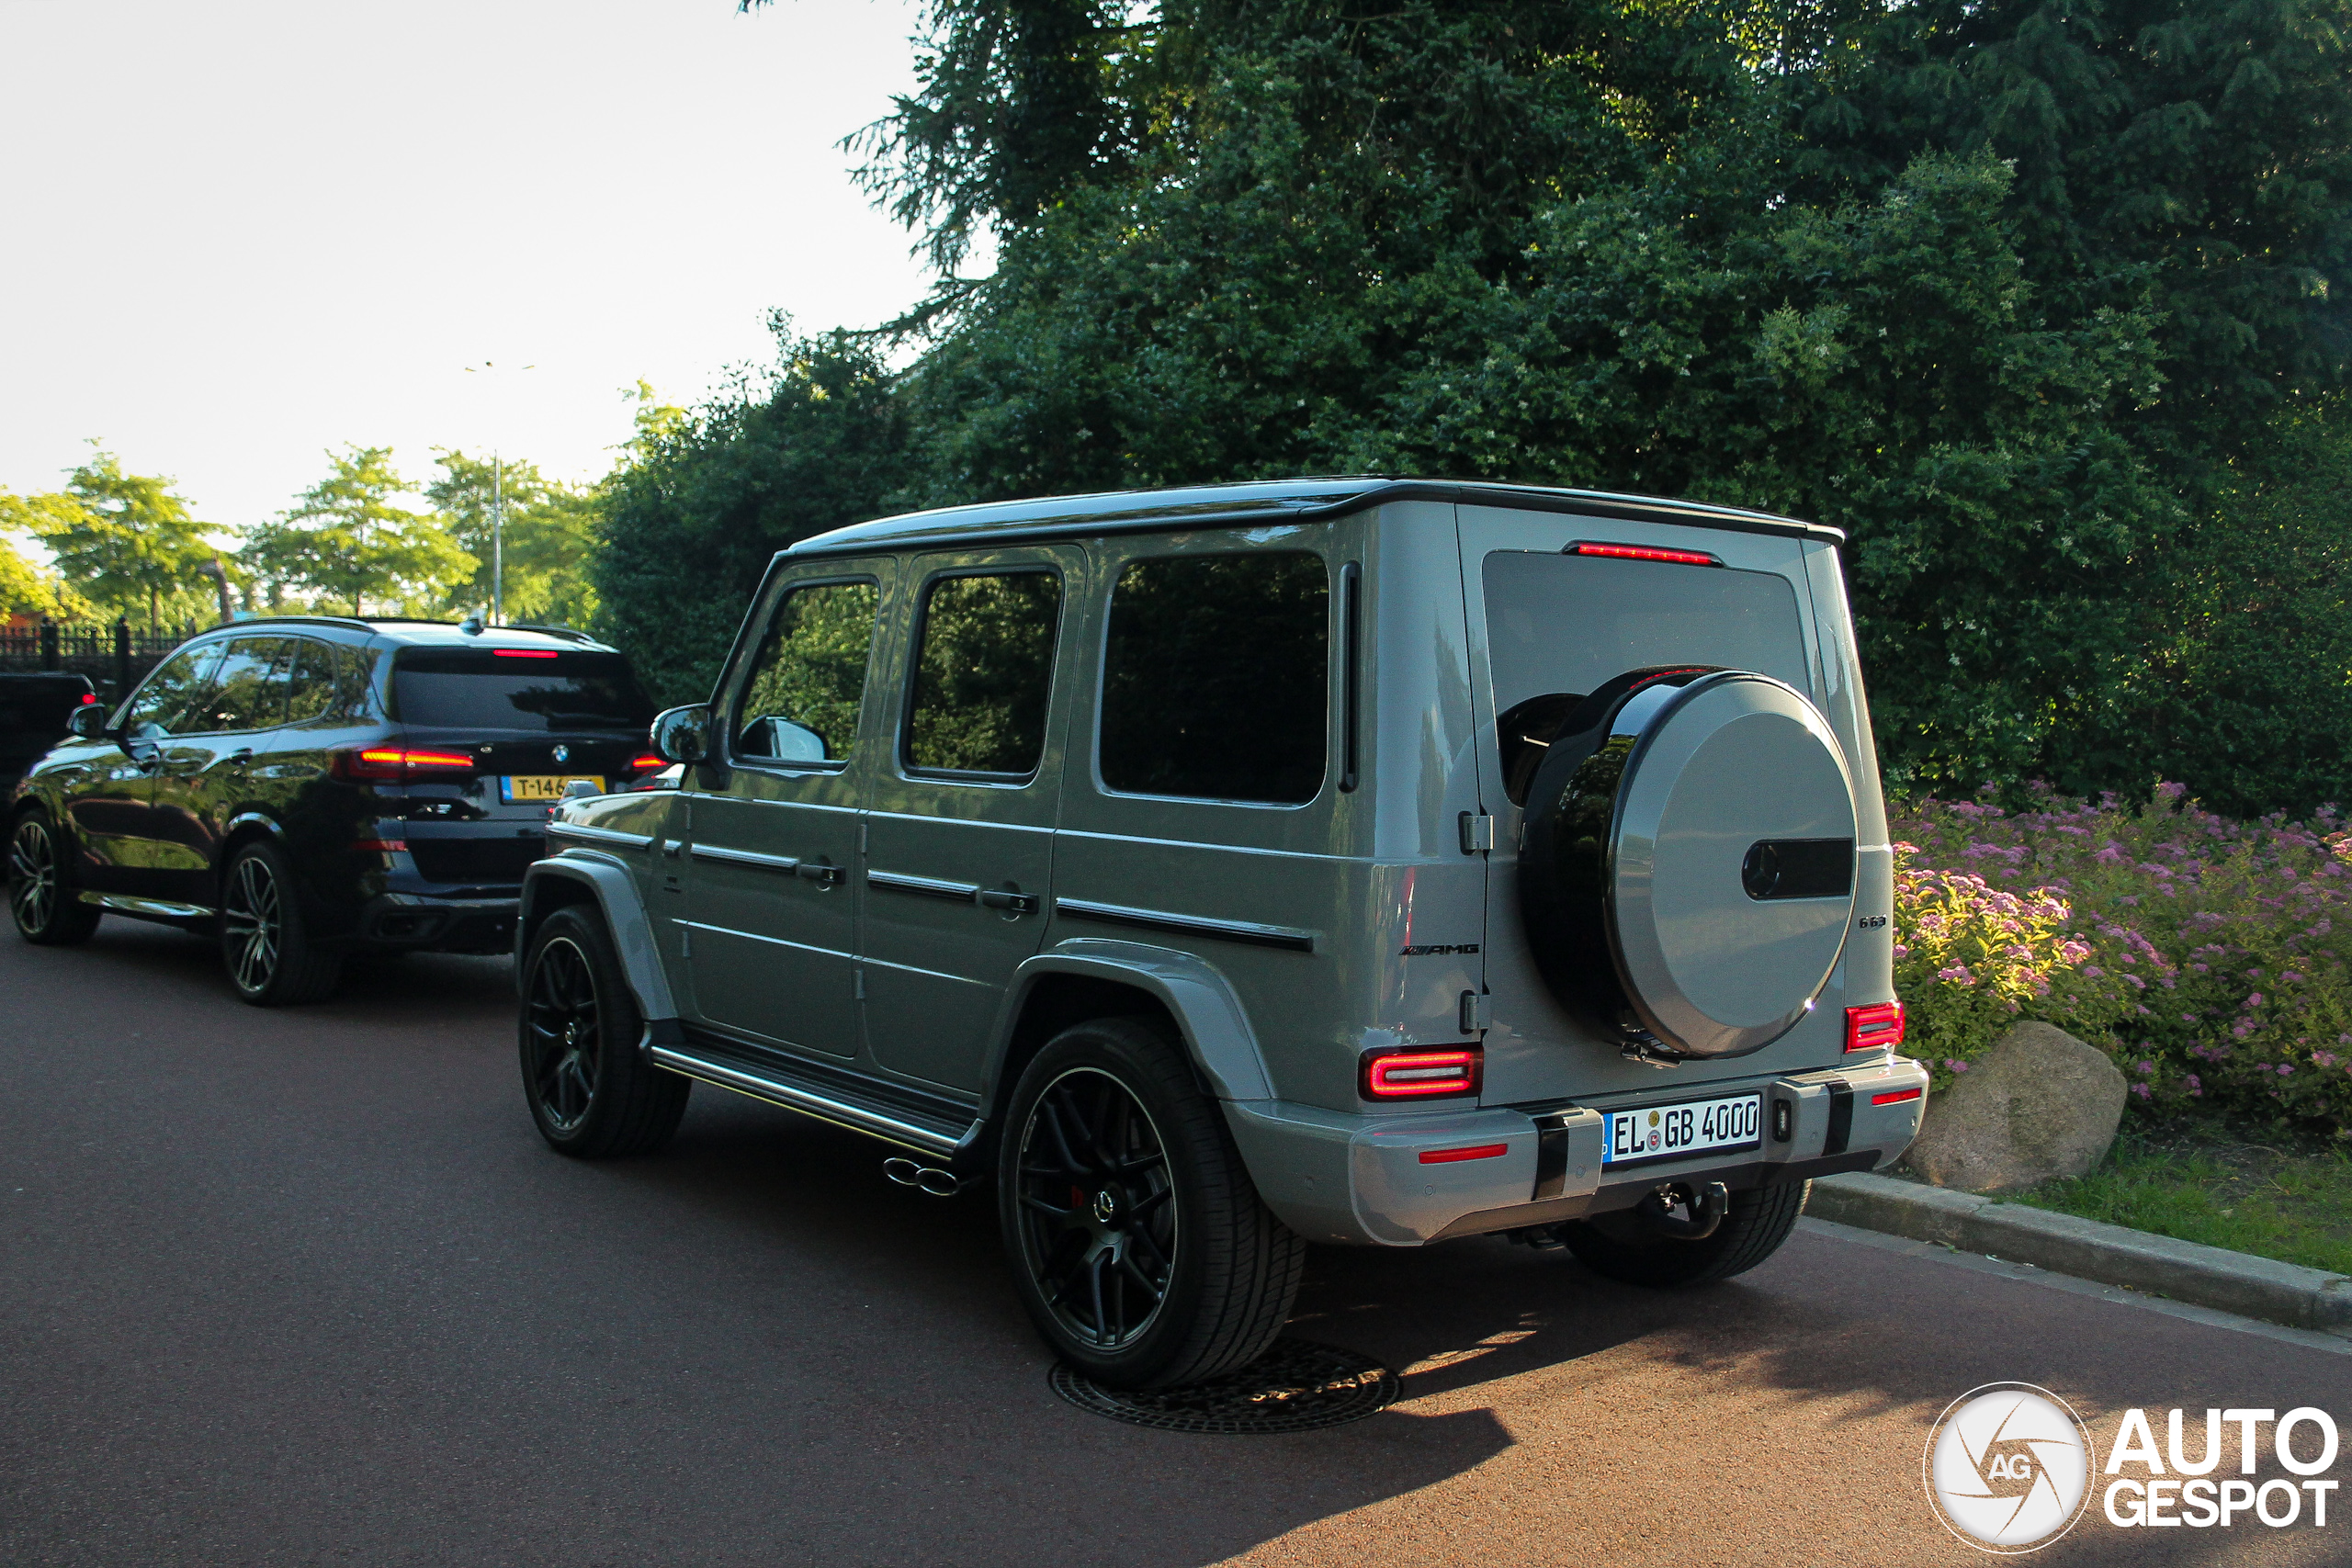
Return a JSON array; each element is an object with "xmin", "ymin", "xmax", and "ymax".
[{"xmin": 0, "ymin": 619, "xmax": 208, "ymax": 704}]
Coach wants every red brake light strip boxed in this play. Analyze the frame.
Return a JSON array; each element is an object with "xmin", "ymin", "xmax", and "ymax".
[
  {"xmin": 492, "ymin": 649, "xmax": 560, "ymax": 659},
  {"xmin": 1570, "ymin": 541, "xmax": 1722, "ymax": 567},
  {"xmin": 1418, "ymin": 1143, "xmax": 1508, "ymax": 1165},
  {"xmin": 1871, "ymin": 1088, "xmax": 1923, "ymax": 1106}
]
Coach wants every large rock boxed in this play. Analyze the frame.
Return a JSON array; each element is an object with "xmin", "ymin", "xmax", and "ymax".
[{"xmin": 1905, "ymin": 1021, "xmax": 2126, "ymax": 1194}]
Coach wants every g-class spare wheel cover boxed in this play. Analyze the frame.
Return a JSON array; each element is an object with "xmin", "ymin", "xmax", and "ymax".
[{"xmin": 1518, "ymin": 668, "xmax": 1858, "ymax": 1059}]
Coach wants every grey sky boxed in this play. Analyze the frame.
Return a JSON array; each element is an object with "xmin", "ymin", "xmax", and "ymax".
[{"xmin": 0, "ymin": 0, "xmax": 933, "ymax": 540}]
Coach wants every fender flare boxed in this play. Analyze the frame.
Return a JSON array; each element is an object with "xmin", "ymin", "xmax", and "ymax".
[
  {"xmin": 518, "ymin": 852, "xmax": 679, "ymax": 1023},
  {"xmin": 978, "ymin": 939, "xmax": 1274, "ymax": 1116}
]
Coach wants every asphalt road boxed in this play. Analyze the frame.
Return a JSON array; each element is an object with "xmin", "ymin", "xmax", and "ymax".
[{"xmin": 6, "ymin": 919, "xmax": 2352, "ymax": 1567}]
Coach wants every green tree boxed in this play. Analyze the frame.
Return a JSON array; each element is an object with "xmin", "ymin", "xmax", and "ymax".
[
  {"xmin": 425, "ymin": 451, "xmax": 601, "ymax": 627},
  {"xmin": 0, "ymin": 446, "xmax": 222, "ymax": 627},
  {"xmin": 0, "ymin": 534, "xmax": 95, "ymax": 621},
  {"xmin": 594, "ymin": 333, "xmax": 909, "ymax": 704},
  {"xmin": 243, "ymin": 447, "xmax": 474, "ymax": 617}
]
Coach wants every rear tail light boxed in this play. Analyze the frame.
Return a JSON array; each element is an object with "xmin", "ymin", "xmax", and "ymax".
[
  {"xmin": 492, "ymin": 649, "xmax": 560, "ymax": 659},
  {"xmin": 332, "ymin": 746, "xmax": 480, "ymax": 782},
  {"xmin": 1418, "ymin": 1143, "xmax": 1508, "ymax": 1165},
  {"xmin": 1871, "ymin": 1087, "xmax": 1923, "ymax": 1106},
  {"xmin": 351, "ymin": 839, "xmax": 408, "ymax": 853},
  {"xmin": 1846, "ymin": 999, "xmax": 1905, "ymax": 1054},
  {"xmin": 77, "ymin": 693, "xmax": 98, "ymax": 705},
  {"xmin": 627, "ymin": 753, "xmax": 666, "ymax": 774},
  {"xmin": 1361, "ymin": 1047, "xmax": 1482, "ymax": 1100}
]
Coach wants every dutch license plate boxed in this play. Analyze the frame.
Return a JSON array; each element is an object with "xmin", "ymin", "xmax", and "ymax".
[
  {"xmin": 1602, "ymin": 1092, "xmax": 1763, "ymax": 1168},
  {"xmin": 501, "ymin": 774, "xmax": 605, "ymax": 802}
]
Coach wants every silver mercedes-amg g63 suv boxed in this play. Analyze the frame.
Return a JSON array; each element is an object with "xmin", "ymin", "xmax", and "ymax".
[{"xmin": 515, "ymin": 479, "xmax": 1927, "ymax": 1388}]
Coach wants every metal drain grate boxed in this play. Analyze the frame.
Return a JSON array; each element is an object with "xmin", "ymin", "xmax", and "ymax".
[{"xmin": 1049, "ymin": 1339, "xmax": 1399, "ymax": 1435}]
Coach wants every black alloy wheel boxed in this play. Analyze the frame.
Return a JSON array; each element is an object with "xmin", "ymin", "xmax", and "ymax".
[
  {"xmin": 8, "ymin": 813, "xmax": 100, "ymax": 946},
  {"xmin": 517, "ymin": 907, "xmax": 689, "ymax": 1158},
  {"xmin": 1013, "ymin": 1066, "xmax": 1181, "ymax": 1354},
  {"xmin": 526, "ymin": 933, "xmax": 604, "ymax": 1134},
  {"xmin": 999, "ymin": 1018, "xmax": 1304, "ymax": 1390},
  {"xmin": 220, "ymin": 841, "xmax": 342, "ymax": 1006}
]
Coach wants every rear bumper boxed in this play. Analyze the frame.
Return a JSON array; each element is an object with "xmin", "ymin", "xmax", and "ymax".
[
  {"xmin": 1223, "ymin": 1055, "xmax": 1929, "ymax": 1247},
  {"xmin": 353, "ymin": 891, "xmax": 519, "ymax": 953}
]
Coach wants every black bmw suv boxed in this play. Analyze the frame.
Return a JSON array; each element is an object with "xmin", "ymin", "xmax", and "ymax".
[{"xmin": 5, "ymin": 617, "xmax": 662, "ymax": 1004}]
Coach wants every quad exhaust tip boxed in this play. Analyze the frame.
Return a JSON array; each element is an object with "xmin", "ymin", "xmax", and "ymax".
[{"xmin": 882, "ymin": 1156, "xmax": 961, "ymax": 1198}]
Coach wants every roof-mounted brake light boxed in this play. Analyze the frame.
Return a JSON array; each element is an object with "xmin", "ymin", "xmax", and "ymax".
[{"xmin": 1569, "ymin": 541, "xmax": 1723, "ymax": 567}]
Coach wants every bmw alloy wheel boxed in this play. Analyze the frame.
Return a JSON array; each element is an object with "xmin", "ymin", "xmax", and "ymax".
[
  {"xmin": 9, "ymin": 817, "xmax": 58, "ymax": 934},
  {"xmin": 222, "ymin": 852, "xmax": 283, "ymax": 995}
]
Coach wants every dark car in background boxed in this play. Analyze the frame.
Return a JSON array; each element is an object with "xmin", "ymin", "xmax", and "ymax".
[
  {"xmin": 6, "ymin": 617, "xmax": 663, "ymax": 1004},
  {"xmin": 0, "ymin": 672, "xmax": 98, "ymax": 793}
]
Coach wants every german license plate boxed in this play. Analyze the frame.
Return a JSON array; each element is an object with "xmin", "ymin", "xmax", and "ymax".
[
  {"xmin": 1602, "ymin": 1092, "xmax": 1763, "ymax": 1168},
  {"xmin": 500, "ymin": 774, "xmax": 604, "ymax": 802}
]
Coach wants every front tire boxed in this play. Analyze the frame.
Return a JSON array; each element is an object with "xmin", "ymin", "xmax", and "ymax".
[
  {"xmin": 220, "ymin": 841, "xmax": 343, "ymax": 1006},
  {"xmin": 999, "ymin": 1017, "xmax": 1304, "ymax": 1389},
  {"xmin": 8, "ymin": 812, "xmax": 101, "ymax": 946},
  {"xmin": 1555, "ymin": 1179, "xmax": 1808, "ymax": 1288},
  {"xmin": 519, "ymin": 907, "xmax": 689, "ymax": 1157}
]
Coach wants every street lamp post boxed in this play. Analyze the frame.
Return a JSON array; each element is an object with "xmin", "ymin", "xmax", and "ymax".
[{"xmin": 492, "ymin": 453, "xmax": 503, "ymax": 626}]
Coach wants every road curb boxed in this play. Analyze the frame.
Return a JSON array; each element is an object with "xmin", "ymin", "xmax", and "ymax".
[{"xmin": 1804, "ymin": 1171, "xmax": 2352, "ymax": 1337}]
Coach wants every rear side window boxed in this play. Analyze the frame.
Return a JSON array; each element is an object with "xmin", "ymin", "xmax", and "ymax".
[
  {"xmin": 390, "ymin": 649, "xmax": 656, "ymax": 732},
  {"xmin": 733, "ymin": 580, "xmax": 879, "ymax": 762},
  {"xmin": 191, "ymin": 637, "xmax": 293, "ymax": 733},
  {"xmin": 1100, "ymin": 552, "xmax": 1329, "ymax": 805},
  {"xmin": 904, "ymin": 571, "xmax": 1062, "ymax": 776},
  {"xmin": 286, "ymin": 639, "xmax": 376, "ymax": 725}
]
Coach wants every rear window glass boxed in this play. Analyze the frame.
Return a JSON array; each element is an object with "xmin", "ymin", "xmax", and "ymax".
[
  {"xmin": 1483, "ymin": 550, "xmax": 1810, "ymax": 801},
  {"xmin": 1100, "ymin": 551, "xmax": 1329, "ymax": 805},
  {"xmin": 390, "ymin": 649, "xmax": 656, "ymax": 732}
]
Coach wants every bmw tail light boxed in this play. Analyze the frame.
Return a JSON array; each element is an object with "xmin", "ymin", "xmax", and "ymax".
[
  {"xmin": 1361, "ymin": 1046, "xmax": 1482, "ymax": 1100},
  {"xmin": 332, "ymin": 746, "xmax": 480, "ymax": 782},
  {"xmin": 1846, "ymin": 999, "xmax": 1905, "ymax": 1054}
]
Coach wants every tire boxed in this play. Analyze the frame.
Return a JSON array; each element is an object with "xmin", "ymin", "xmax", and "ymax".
[
  {"xmin": 519, "ymin": 907, "xmax": 689, "ymax": 1157},
  {"xmin": 1554, "ymin": 1179, "xmax": 1808, "ymax": 1288},
  {"xmin": 220, "ymin": 840, "xmax": 344, "ymax": 1006},
  {"xmin": 998, "ymin": 1017, "xmax": 1304, "ymax": 1389},
  {"xmin": 8, "ymin": 811, "xmax": 101, "ymax": 946}
]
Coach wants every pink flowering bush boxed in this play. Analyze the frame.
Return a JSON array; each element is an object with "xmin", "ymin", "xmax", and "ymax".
[{"xmin": 1891, "ymin": 784, "xmax": 2352, "ymax": 1135}]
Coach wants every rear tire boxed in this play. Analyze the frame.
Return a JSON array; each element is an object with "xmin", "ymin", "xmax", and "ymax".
[
  {"xmin": 8, "ymin": 811, "xmax": 101, "ymax": 946},
  {"xmin": 1555, "ymin": 1179, "xmax": 1808, "ymax": 1288},
  {"xmin": 519, "ymin": 907, "xmax": 689, "ymax": 1157},
  {"xmin": 999, "ymin": 1017, "xmax": 1304, "ymax": 1389},
  {"xmin": 220, "ymin": 841, "xmax": 343, "ymax": 1006}
]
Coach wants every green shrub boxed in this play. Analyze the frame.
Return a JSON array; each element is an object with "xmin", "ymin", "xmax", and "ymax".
[{"xmin": 1892, "ymin": 786, "xmax": 2352, "ymax": 1138}]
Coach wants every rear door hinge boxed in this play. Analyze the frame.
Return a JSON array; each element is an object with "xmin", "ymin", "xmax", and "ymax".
[
  {"xmin": 1459, "ymin": 989, "xmax": 1491, "ymax": 1033},
  {"xmin": 1459, "ymin": 812, "xmax": 1496, "ymax": 854}
]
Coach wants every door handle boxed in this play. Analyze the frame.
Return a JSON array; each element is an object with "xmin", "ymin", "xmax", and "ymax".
[
  {"xmin": 978, "ymin": 889, "xmax": 1037, "ymax": 914},
  {"xmin": 866, "ymin": 869, "xmax": 973, "ymax": 900},
  {"xmin": 795, "ymin": 863, "xmax": 844, "ymax": 886}
]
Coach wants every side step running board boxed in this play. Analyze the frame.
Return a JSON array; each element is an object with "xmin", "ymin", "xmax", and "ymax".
[{"xmin": 646, "ymin": 1042, "xmax": 970, "ymax": 1158}]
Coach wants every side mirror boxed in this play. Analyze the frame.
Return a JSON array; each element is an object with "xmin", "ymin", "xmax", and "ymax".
[
  {"xmin": 742, "ymin": 715, "xmax": 828, "ymax": 764},
  {"xmin": 650, "ymin": 704, "xmax": 712, "ymax": 765},
  {"xmin": 66, "ymin": 704, "xmax": 107, "ymax": 740}
]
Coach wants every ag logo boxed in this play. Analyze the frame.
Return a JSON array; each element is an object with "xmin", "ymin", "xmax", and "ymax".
[{"xmin": 1925, "ymin": 1382, "xmax": 2093, "ymax": 1553}]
